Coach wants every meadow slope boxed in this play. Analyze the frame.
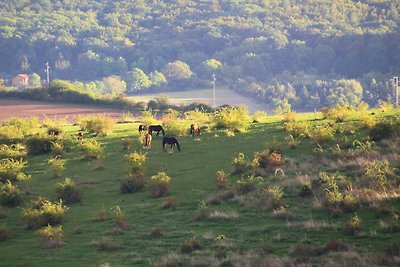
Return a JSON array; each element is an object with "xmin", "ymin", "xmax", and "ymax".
[{"xmin": 0, "ymin": 108, "xmax": 399, "ymax": 266}]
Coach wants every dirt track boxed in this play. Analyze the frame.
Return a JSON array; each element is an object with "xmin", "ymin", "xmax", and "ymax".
[{"xmin": 0, "ymin": 99, "xmax": 130, "ymax": 122}]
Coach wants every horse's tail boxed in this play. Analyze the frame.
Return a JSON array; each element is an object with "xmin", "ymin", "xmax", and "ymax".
[{"xmin": 175, "ymin": 140, "xmax": 181, "ymax": 151}]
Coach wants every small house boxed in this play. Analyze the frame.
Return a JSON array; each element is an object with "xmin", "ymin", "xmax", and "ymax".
[{"xmin": 11, "ymin": 74, "xmax": 29, "ymax": 88}]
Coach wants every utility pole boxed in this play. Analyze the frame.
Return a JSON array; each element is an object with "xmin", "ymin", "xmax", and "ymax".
[
  {"xmin": 45, "ymin": 62, "xmax": 50, "ymax": 84},
  {"xmin": 391, "ymin": 76, "xmax": 399, "ymax": 107},
  {"xmin": 212, "ymin": 73, "xmax": 216, "ymax": 108}
]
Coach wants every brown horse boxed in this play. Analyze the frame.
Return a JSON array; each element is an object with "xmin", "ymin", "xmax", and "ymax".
[
  {"xmin": 145, "ymin": 133, "xmax": 152, "ymax": 149},
  {"xmin": 190, "ymin": 123, "xmax": 201, "ymax": 137}
]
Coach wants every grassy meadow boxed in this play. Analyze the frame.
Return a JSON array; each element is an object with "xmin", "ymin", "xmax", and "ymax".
[{"xmin": 0, "ymin": 106, "xmax": 399, "ymax": 266}]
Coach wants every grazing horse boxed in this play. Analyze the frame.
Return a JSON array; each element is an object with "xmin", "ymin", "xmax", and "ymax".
[
  {"xmin": 162, "ymin": 137, "xmax": 181, "ymax": 152},
  {"xmin": 145, "ymin": 133, "xmax": 152, "ymax": 149},
  {"xmin": 138, "ymin": 124, "xmax": 147, "ymax": 134},
  {"xmin": 190, "ymin": 123, "xmax": 201, "ymax": 137},
  {"xmin": 148, "ymin": 125, "xmax": 165, "ymax": 136}
]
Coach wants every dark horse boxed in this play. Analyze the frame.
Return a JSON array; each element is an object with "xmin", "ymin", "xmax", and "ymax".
[
  {"xmin": 138, "ymin": 124, "xmax": 147, "ymax": 134},
  {"xmin": 148, "ymin": 125, "xmax": 165, "ymax": 136},
  {"xmin": 162, "ymin": 137, "xmax": 181, "ymax": 152},
  {"xmin": 190, "ymin": 123, "xmax": 201, "ymax": 137}
]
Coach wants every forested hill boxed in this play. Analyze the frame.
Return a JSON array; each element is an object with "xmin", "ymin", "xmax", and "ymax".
[{"xmin": 1, "ymin": 0, "xmax": 400, "ymax": 111}]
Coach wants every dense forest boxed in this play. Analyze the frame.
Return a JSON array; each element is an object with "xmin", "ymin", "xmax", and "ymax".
[{"xmin": 1, "ymin": 0, "xmax": 400, "ymax": 110}]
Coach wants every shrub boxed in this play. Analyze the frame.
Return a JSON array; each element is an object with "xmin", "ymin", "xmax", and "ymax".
[
  {"xmin": 283, "ymin": 111, "xmax": 299, "ymax": 122},
  {"xmin": 0, "ymin": 180, "xmax": 21, "ymax": 207},
  {"xmin": 0, "ymin": 224, "xmax": 13, "ymax": 241},
  {"xmin": 236, "ymin": 174, "xmax": 263, "ymax": 195},
  {"xmin": 79, "ymin": 140, "xmax": 104, "ymax": 160},
  {"xmin": 308, "ymin": 125, "xmax": 335, "ymax": 143},
  {"xmin": 267, "ymin": 151, "xmax": 284, "ymax": 169},
  {"xmin": 50, "ymin": 141, "xmax": 65, "ymax": 158},
  {"xmin": 25, "ymin": 134, "xmax": 56, "ymax": 155},
  {"xmin": 285, "ymin": 135, "xmax": 301, "ymax": 149},
  {"xmin": 180, "ymin": 238, "xmax": 201, "ymax": 254},
  {"xmin": 0, "ymin": 144, "xmax": 27, "ymax": 159},
  {"xmin": 37, "ymin": 224, "xmax": 64, "ymax": 248},
  {"xmin": 298, "ymin": 175, "xmax": 313, "ymax": 197},
  {"xmin": 120, "ymin": 173, "xmax": 145, "ymax": 193},
  {"xmin": 119, "ymin": 112, "xmax": 135, "ymax": 123},
  {"xmin": 358, "ymin": 112, "xmax": 376, "ymax": 129},
  {"xmin": 121, "ymin": 138, "xmax": 134, "ymax": 150},
  {"xmin": 163, "ymin": 120, "xmax": 188, "ymax": 136},
  {"xmin": 140, "ymin": 110, "xmax": 159, "ymax": 126},
  {"xmin": 21, "ymin": 197, "xmax": 68, "ymax": 230},
  {"xmin": 0, "ymin": 158, "xmax": 28, "ymax": 183},
  {"xmin": 55, "ymin": 178, "xmax": 82, "ymax": 204},
  {"xmin": 126, "ymin": 151, "xmax": 146, "ymax": 174},
  {"xmin": 346, "ymin": 214, "xmax": 362, "ymax": 235},
  {"xmin": 213, "ymin": 106, "xmax": 250, "ymax": 132},
  {"xmin": 184, "ymin": 109, "xmax": 212, "ymax": 125},
  {"xmin": 149, "ymin": 172, "xmax": 171, "ymax": 197},
  {"xmin": 363, "ymin": 160, "xmax": 393, "ymax": 190},
  {"xmin": 320, "ymin": 105, "xmax": 352, "ymax": 122},
  {"xmin": 283, "ymin": 121, "xmax": 309, "ymax": 138},
  {"xmin": 342, "ymin": 194, "xmax": 360, "ymax": 212},
  {"xmin": 0, "ymin": 125, "xmax": 24, "ymax": 145},
  {"xmin": 79, "ymin": 114, "xmax": 115, "ymax": 136},
  {"xmin": 231, "ymin": 153, "xmax": 247, "ymax": 174},
  {"xmin": 215, "ymin": 169, "xmax": 229, "ymax": 190},
  {"xmin": 258, "ymin": 186, "xmax": 285, "ymax": 210},
  {"xmin": 47, "ymin": 157, "xmax": 65, "ymax": 178}
]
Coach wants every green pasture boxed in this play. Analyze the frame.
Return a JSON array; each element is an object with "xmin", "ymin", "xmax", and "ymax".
[{"xmin": 0, "ymin": 110, "xmax": 399, "ymax": 266}]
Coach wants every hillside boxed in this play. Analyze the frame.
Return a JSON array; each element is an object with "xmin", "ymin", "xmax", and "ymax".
[
  {"xmin": 1, "ymin": 0, "xmax": 400, "ymax": 111},
  {"xmin": 0, "ymin": 107, "xmax": 399, "ymax": 266}
]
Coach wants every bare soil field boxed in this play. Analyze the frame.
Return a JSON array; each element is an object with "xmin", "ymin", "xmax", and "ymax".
[{"xmin": 0, "ymin": 99, "xmax": 130, "ymax": 122}]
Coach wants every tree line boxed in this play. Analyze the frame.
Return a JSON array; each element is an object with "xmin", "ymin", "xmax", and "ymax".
[{"xmin": 0, "ymin": 0, "xmax": 399, "ymax": 110}]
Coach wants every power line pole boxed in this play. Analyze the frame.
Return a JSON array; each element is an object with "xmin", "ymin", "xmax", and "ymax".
[
  {"xmin": 45, "ymin": 62, "xmax": 50, "ymax": 84},
  {"xmin": 212, "ymin": 73, "xmax": 216, "ymax": 108}
]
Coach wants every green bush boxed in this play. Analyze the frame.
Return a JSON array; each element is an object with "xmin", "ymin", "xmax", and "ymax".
[
  {"xmin": 48, "ymin": 157, "xmax": 65, "ymax": 178},
  {"xmin": 79, "ymin": 140, "xmax": 104, "ymax": 160},
  {"xmin": 163, "ymin": 120, "xmax": 188, "ymax": 136},
  {"xmin": 283, "ymin": 121, "xmax": 309, "ymax": 138},
  {"xmin": 50, "ymin": 141, "xmax": 66, "ymax": 157},
  {"xmin": 55, "ymin": 178, "xmax": 82, "ymax": 204},
  {"xmin": 231, "ymin": 152, "xmax": 248, "ymax": 174},
  {"xmin": 320, "ymin": 105, "xmax": 353, "ymax": 122},
  {"xmin": 79, "ymin": 115, "xmax": 115, "ymax": 136},
  {"xmin": 149, "ymin": 172, "xmax": 171, "ymax": 197},
  {"xmin": 308, "ymin": 125, "xmax": 335, "ymax": 143},
  {"xmin": 236, "ymin": 174, "xmax": 263, "ymax": 195},
  {"xmin": 0, "ymin": 144, "xmax": 27, "ymax": 159},
  {"xmin": 0, "ymin": 125, "xmax": 24, "ymax": 145},
  {"xmin": 215, "ymin": 169, "xmax": 229, "ymax": 190},
  {"xmin": 213, "ymin": 106, "xmax": 250, "ymax": 132},
  {"xmin": 259, "ymin": 185, "xmax": 285, "ymax": 210},
  {"xmin": 0, "ymin": 180, "xmax": 21, "ymax": 207},
  {"xmin": 37, "ymin": 224, "xmax": 64, "ymax": 248},
  {"xmin": 120, "ymin": 173, "xmax": 146, "ymax": 193},
  {"xmin": 126, "ymin": 151, "xmax": 146, "ymax": 174},
  {"xmin": 21, "ymin": 197, "xmax": 68, "ymax": 230},
  {"xmin": 346, "ymin": 213, "xmax": 362, "ymax": 235},
  {"xmin": 0, "ymin": 158, "xmax": 28, "ymax": 183},
  {"xmin": 25, "ymin": 134, "xmax": 57, "ymax": 155},
  {"xmin": 2, "ymin": 117, "xmax": 40, "ymax": 136}
]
